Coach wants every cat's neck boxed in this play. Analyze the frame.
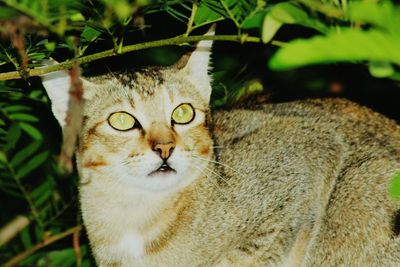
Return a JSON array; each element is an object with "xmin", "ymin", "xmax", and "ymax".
[
  {"xmin": 79, "ymin": 169, "xmax": 200, "ymax": 232},
  {"xmin": 79, "ymin": 171, "xmax": 200, "ymax": 262}
]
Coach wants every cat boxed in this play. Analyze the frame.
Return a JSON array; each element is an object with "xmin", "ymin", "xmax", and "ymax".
[{"xmin": 41, "ymin": 36, "xmax": 400, "ymax": 266}]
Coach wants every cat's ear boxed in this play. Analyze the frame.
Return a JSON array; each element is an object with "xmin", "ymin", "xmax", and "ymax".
[
  {"xmin": 40, "ymin": 59, "xmax": 94, "ymax": 128},
  {"xmin": 177, "ymin": 26, "xmax": 214, "ymax": 102}
]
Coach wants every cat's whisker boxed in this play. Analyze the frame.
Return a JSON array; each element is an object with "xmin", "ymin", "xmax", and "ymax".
[
  {"xmin": 184, "ymin": 143, "xmax": 236, "ymax": 187},
  {"xmin": 190, "ymin": 157, "xmax": 233, "ymax": 187},
  {"xmin": 191, "ymin": 155, "xmax": 248, "ymax": 179},
  {"xmin": 103, "ymin": 62, "xmax": 119, "ymax": 80},
  {"xmin": 202, "ymin": 165, "xmax": 233, "ymax": 187},
  {"xmin": 191, "ymin": 164, "xmax": 229, "ymax": 199},
  {"xmin": 191, "ymin": 155, "xmax": 261, "ymax": 190}
]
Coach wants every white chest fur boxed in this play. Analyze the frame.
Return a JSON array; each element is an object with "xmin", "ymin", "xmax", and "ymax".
[{"xmin": 111, "ymin": 231, "xmax": 145, "ymax": 263}]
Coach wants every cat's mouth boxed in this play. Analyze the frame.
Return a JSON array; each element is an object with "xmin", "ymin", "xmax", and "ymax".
[{"xmin": 148, "ymin": 163, "xmax": 176, "ymax": 177}]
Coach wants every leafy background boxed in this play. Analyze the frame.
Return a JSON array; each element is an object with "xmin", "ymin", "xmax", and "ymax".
[{"xmin": 0, "ymin": 0, "xmax": 399, "ymax": 265}]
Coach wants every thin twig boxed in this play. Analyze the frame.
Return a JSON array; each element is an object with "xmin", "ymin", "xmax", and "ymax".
[
  {"xmin": 0, "ymin": 45, "xmax": 19, "ymax": 71},
  {"xmin": 4, "ymin": 160, "xmax": 43, "ymax": 227},
  {"xmin": 0, "ymin": 215, "xmax": 30, "ymax": 246},
  {"xmin": 42, "ymin": 198, "xmax": 76, "ymax": 227},
  {"xmin": 73, "ymin": 228, "xmax": 82, "ymax": 266},
  {"xmin": 185, "ymin": 1, "xmax": 198, "ymax": 36},
  {"xmin": 0, "ymin": 34, "xmax": 261, "ymax": 81},
  {"xmin": 2, "ymin": 225, "xmax": 82, "ymax": 267}
]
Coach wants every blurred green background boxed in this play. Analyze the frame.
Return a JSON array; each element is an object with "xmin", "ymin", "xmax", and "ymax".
[{"xmin": 0, "ymin": 0, "xmax": 399, "ymax": 265}]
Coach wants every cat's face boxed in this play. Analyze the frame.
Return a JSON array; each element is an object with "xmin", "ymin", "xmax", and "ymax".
[
  {"xmin": 77, "ymin": 68, "xmax": 213, "ymax": 192},
  {"xmin": 41, "ymin": 38, "xmax": 214, "ymax": 193}
]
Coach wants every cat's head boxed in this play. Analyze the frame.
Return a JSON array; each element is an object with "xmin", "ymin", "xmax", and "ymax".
[{"xmin": 41, "ymin": 38, "xmax": 214, "ymax": 193}]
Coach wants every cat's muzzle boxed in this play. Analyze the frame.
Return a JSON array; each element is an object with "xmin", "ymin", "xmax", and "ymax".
[{"xmin": 148, "ymin": 162, "xmax": 176, "ymax": 177}]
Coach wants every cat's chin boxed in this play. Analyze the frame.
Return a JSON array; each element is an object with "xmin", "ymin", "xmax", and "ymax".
[{"xmin": 117, "ymin": 168, "xmax": 188, "ymax": 193}]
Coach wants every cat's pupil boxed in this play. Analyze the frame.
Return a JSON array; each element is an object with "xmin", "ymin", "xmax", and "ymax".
[{"xmin": 119, "ymin": 115, "xmax": 125, "ymax": 124}]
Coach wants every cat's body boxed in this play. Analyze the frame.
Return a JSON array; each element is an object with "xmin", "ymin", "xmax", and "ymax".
[{"xmin": 41, "ymin": 37, "xmax": 400, "ymax": 266}]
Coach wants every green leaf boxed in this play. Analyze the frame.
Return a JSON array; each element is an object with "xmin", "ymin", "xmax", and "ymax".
[
  {"xmin": 0, "ymin": 6, "xmax": 19, "ymax": 19},
  {"xmin": 70, "ymin": 12, "xmax": 85, "ymax": 22},
  {"xmin": 269, "ymin": 29, "xmax": 400, "ymax": 70},
  {"xmin": 270, "ymin": 2, "xmax": 305, "ymax": 24},
  {"xmin": 34, "ymin": 226, "xmax": 44, "ymax": 242},
  {"xmin": 232, "ymin": 79, "xmax": 263, "ymax": 102},
  {"xmin": 3, "ymin": 105, "xmax": 32, "ymax": 113},
  {"xmin": 349, "ymin": 1, "xmax": 400, "ymax": 33},
  {"xmin": 269, "ymin": 2, "xmax": 328, "ymax": 36},
  {"xmin": 80, "ymin": 26, "xmax": 103, "ymax": 43},
  {"xmin": 32, "ymin": 180, "xmax": 53, "ymax": 207},
  {"xmin": 255, "ymin": 2, "xmax": 329, "ymax": 44},
  {"xmin": 195, "ymin": 0, "xmax": 257, "ymax": 27},
  {"xmin": 262, "ymin": 15, "xmax": 283, "ymax": 43},
  {"xmin": 16, "ymin": 150, "xmax": 49, "ymax": 178},
  {"xmin": 20, "ymin": 227, "xmax": 33, "ymax": 249},
  {"xmin": 368, "ymin": 61, "xmax": 394, "ymax": 78},
  {"xmin": 0, "ymin": 150, "xmax": 7, "ymax": 163},
  {"xmin": 164, "ymin": 5, "xmax": 189, "ymax": 24},
  {"xmin": 6, "ymin": 123, "xmax": 21, "ymax": 150},
  {"xmin": 19, "ymin": 122, "xmax": 43, "ymax": 140},
  {"xmin": 115, "ymin": 2, "xmax": 133, "ymax": 20},
  {"xmin": 101, "ymin": 0, "xmax": 133, "ymax": 20},
  {"xmin": 242, "ymin": 10, "xmax": 266, "ymax": 29},
  {"xmin": 390, "ymin": 172, "xmax": 400, "ymax": 199},
  {"xmin": 29, "ymin": 52, "xmax": 48, "ymax": 61},
  {"xmin": 389, "ymin": 71, "xmax": 400, "ymax": 81},
  {"xmin": 36, "ymin": 248, "xmax": 77, "ymax": 267},
  {"xmin": 10, "ymin": 141, "xmax": 42, "ymax": 168},
  {"xmin": 9, "ymin": 113, "xmax": 39, "ymax": 123},
  {"xmin": 222, "ymin": 0, "xmax": 258, "ymax": 26},
  {"xmin": 44, "ymin": 42, "xmax": 56, "ymax": 52},
  {"xmin": 194, "ymin": 2, "xmax": 224, "ymax": 26},
  {"xmin": 29, "ymin": 89, "xmax": 46, "ymax": 101}
]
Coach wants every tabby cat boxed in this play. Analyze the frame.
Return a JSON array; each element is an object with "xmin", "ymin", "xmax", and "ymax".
[{"xmin": 41, "ymin": 36, "xmax": 400, "ymax": 266}]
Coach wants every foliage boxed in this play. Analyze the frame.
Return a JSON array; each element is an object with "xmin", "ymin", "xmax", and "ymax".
[
  {"xmin": 0, "ymin": 0, "xmax": 399, "ymax": 265},
  {"xmin": 267, "ymin": 1, "xmax": 400, "ymax": 80},
  {"xmin": 390, "ymin": 172, "xmax": 400, "ymax": 199}
]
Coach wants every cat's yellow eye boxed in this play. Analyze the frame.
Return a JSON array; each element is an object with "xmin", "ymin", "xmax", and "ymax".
[
  {"xmin": 172, "ymin": 103, "xmax": 195, "ymax": 125},
  {"xmin": 108, "ymin": 112, "xmax": 136, "ymax": 131}
]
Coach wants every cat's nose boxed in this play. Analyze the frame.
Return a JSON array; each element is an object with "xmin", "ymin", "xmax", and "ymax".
[{"xmin": 152, "ymin": 142, "xmax": 175, "ymax": 160}]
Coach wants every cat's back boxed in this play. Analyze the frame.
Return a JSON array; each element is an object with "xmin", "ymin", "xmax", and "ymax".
[
  {"xmin": 211, "ymin": 98, "xmax": 400, "ymax": 207},
  {"xmin": 209, "ymin": 97, "xmax": 400, "ymax": 230},
  {"xmin": 213, "ymin": 98, "xmax": 400, "ymax": 158}
]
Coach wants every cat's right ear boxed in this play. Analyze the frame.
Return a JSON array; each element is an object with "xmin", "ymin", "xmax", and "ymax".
[{"xmin": 40, "ymin": 59, "xmax": 94, "ymax": 128}]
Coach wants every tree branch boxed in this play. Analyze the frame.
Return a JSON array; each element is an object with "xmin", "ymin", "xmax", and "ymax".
[
  {"xmin": 2, "ymin": 225, "xmax": 82, "ymax": 267},
  {"xmin": 0, "ymin": 34, "xmax": 261, "ymax": 81}
]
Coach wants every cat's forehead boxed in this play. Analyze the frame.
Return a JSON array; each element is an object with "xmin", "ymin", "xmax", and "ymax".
[
  {"xmin": 83, "ymin": 67, "xmax": 206, "ymax": 115},
  {"xmin": 115, "ymin": 68, "xmax": 165, "ymax": 97},
  {"xmin": 88, "ymin": 67, "xmax": 164, "ymax": 97}
]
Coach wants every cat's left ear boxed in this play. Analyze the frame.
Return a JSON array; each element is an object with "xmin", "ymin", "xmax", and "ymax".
[
  {"xmin": 177, "ymin": 26, "xmax": 214, "ymax": 102},
  {"xmin": 40, "ymin": 59, "xmax": 95, "ymax": 128}
]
